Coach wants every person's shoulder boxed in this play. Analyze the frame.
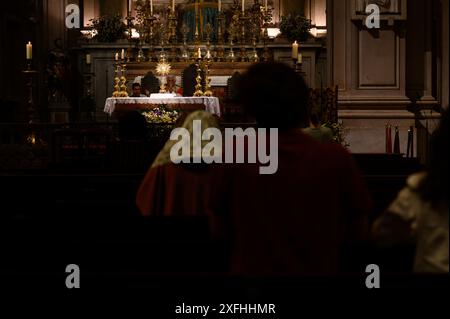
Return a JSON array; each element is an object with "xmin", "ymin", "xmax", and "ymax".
[
  {"xmin": 321, "ymin": 126, "xmax": 333, "ymax": 135},
  {"xmin": 406, "ymin": 172, "xmax": 427, "ymax": 191}
]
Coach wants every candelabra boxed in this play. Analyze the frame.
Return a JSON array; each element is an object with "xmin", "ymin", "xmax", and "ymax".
[
  {"xmin": 136, "ymin": 21, "xmax": 147, "ymax": 63},
  {"xmin": 216, "ymin": 11, "xmax": 225, "ymax": 62},
  {"xmin": 193, "ymin": 56, "xmax": 204, "ymax": 97},
  {"xmin": 228, "ymin": 39, "xmax": 236, "ymax": 62},
  {"xmin": 239, "ymin": 13, "xmax": 249, "ymax": 62},
  {"xmin": 203, "ymin": 56, "xmax": 213, "ymax": 97},
  {"xmin": 22, "ymin": 61, "xmax": 39, "ymax": 145},
  {"xmin": 181, "ymin": 24, "xmax": 190, "ymax": 62},
  {"xmin": 120, "ymin": 62, "xmax": 129, "ymax": 97},
  {"xmin": 145, "ymin": 15, "xmax": 157, "ymax": 62},
  {"xmin": 194, "ymin": 6, "xmax": 200, "ymax": 45},
  {"xmin": 126, "ymin": 12, "xmax": 135, "ymax": 63},
  {"xmin": 112, "ymin": 62, "xmax": 121, "ymax": 97},
  {"xmin": 22, "ymin": 67, "xmax": 38, "ymax": 124},
  {"xmin": 168, "ymin": 8, "xmax": 178, "ymax": 62},
  {"xmin": 251, "ymin": 38, "xmax": 259, "ymax": 63},
  {"xmin": 262, "ymin": 7, "xmax": 272, "ymax": 62},
  {"xmin": 205, "ymin": 23, "xmax": 213, "ymax": 62}
]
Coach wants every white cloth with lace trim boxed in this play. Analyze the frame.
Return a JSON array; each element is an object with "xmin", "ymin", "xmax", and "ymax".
[{"xmin": 104, "ymin": 97, "xmax": 221, "ymax": 117}]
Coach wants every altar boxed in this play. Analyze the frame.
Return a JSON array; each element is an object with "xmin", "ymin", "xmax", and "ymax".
[{"xmin": 104, "ymin": 96, "xmax": 221, "ymax": 117}]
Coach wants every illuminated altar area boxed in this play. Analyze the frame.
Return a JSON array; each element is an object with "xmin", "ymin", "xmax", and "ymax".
[
  {"xmin": 77, "ymin": 0, "xmax": 327, "ymax": 122},
  {"xmin": 66, "ymin": 0, "xmax": 447, "ymax": 156}
]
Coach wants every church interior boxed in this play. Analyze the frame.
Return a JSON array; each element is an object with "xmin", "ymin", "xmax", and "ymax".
[{"xmin": 0, "ymin": 0, "xmax": 448, "ymax": 302}]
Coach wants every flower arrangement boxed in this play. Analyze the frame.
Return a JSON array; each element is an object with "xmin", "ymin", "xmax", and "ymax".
[
  {"xmin": 279, "ymin": 14, "xmax": 311, "ymax": 42},
  {"xmin": 324, "ymin": 120, "xmax": 350, "ymax": 148},
  {"xmin": 90, "ymin": 14, "xmax": 127, "ymax": 42},
  {"xmin": 142, "ymin": 105, "xmax": 181, "ymax": 124}
]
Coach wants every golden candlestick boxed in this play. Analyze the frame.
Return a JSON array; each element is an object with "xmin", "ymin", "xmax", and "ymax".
[
  {"xmin": 194, "ymin": 6, "xmax": 200, "ymax": 45},
  {"xmin": 145, "ymin": 15, "xmax": 157, "ymax": 62},
  {"xmin": 126, "ymin": 12, "xmax": 135, "ymax": 63},
  {"xmin": 168, "ymin": 8, "xmax": 178, "ymax": 61},
  {"xmin": 120, "ymin": 63, "xmax": 129, "ymax": 97},
  {"xmin": 193, "ymin": 57, "xmax": 204, "ymax": 97},
  {"xmin": 216, "ymin": 12, "xmax": 225, "ymax": 61},
  {"xmin": 112, "ymin": 62, "xmax": 121, "ymax": 97},
  {"xmin": 239, "ymin": 13, "xmax": 249, "ymax": 62},
  {"xmin": 203, "ymin": 60, "xmax": 213, "ymax": 97},
  {"xmin": 261, "ymin": 6, "xmax": 272, "ymax": 62}
]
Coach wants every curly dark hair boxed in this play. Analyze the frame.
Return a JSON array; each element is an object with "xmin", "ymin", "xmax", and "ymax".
[
  {"xmin": 236, "ymin": 62, "xmax": 310, "ymax": 129},
  {"xmin": 418, "ymin": 110, "xmax": 449, "ymax": 208}
]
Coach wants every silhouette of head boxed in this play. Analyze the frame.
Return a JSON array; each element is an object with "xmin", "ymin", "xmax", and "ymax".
[{"xmin": 237, "ymin": 62, "xmax": 309, "ymax": 129}]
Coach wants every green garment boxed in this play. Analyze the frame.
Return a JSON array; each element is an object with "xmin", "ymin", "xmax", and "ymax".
[{"xmin": 303, "ymin": 126, "xmax": 334, "ymax": 143}]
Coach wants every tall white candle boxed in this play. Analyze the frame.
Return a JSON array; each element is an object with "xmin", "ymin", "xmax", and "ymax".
[
  {"xmin": 218, "ymin": 0, "xmax": 221, "ymax": 12},
  {"xmin": 297, "ymin": 53, "xmax": 302, "ymax": 64},
  {"xmin": 242, "ymin": 0, "xmax": 245, "ymax": 12},
  {"xmin": 128, "ymin": 0, "xmax": 131, "ymax": 13},
  {"xmin": 292, "ymin": 41, "xmax": 299, "ymax": 59},
  {"xmin": 26, "ymin": 41, "xmax": 32, "ymax": 60},
  {"xmin": 115, "ymin": 52, "xmax": 119, "ymax": 61},
  {"xmin": 265, "ymin": 0, "xmax": 268, "ymax": 10},
  {"xmin": 172, "ymin": 0, "xmax": 175, "ymax": 12},
  {"xmin": 198, "ymin": 47, "xmax": 202, "ymax": 59},
  {"xmin": 150, "ymin": 0, "xmax": 153, "ymax": 15},
  {"xmin": 121, "ymin": 49, "xmax": 125, "ymax": 60}
]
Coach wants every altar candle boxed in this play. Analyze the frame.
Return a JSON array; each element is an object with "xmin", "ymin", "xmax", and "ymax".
[
  {"xmin": 242, "ymin": 0, "xmax": 245, "ymax": 12},
  {"xmin": 292, "ymin": 41, "xmax": 299, "ymax": 59},
  {"xmin": 218, "ymin": 0, "xmax": 221, "ymax": 12},
  {"xmin": 172, "ymin": 0, "xmax": 175, "ymax": 12},
  {"xmin": 206, "ymin": 50, "xmax": 211, "ymax": 59},
  {"xmin": 86, "ymin": 54, "xmax": 91, "ymax": 65},
  {"xmin": 26, "ymin": 41, "xmax": 32, "ymax": 60},
  {"xmin": 150, "ymin": 0, "xmax": 153, "ymax": 15},
  {"xmin": 198, "ymin": 48, "xmax": 202, "ymax": 59},
  {"xmin": 115, "ymin": 52, "xmax": 119, "ymax": 61},
  {"xmin": 128, "ymin": 0, "xmax": 132, "ymax": 13},
  {"xmin": 265, "ymin": 0, "xmax": 268, "ymax": 10},
  {"xmin": 297, "ymin": 53, "xmax": 302, "ymax": 64},
  {"xmin": 121, "ymin": 49, "xmax": 125, "ymax": 60}
]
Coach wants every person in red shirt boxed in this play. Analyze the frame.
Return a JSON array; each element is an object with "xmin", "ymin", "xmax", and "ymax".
[
  {"xmin": 136, "ymin": 110, "xmax": 221, "ymax": 216},
  {"xmin": 209, "ymin": 63, "xmax": 372, "ymax": 275},
  {"xmin": 136, "ymin": 63, "xmax": 371, "ymax": 276}
]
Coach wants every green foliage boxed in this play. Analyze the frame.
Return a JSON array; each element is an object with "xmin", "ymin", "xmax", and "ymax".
[
  {"xmin": 323, "ymin": 121, "xmax": 350, "ymax": 148},
  {"xmin": 279, "ymin": 14, "xmax": 311, "ymax": 42},
  {"xmin": 91, "ymin": 14, "xmax": 127, "ymax": 42}
]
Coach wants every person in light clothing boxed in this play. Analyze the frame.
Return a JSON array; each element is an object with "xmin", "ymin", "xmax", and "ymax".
[{"xmin": 373, "ymin": 111, "xmax": 449, "ymax": 273}]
